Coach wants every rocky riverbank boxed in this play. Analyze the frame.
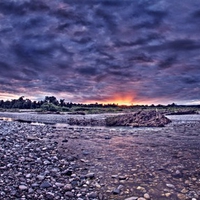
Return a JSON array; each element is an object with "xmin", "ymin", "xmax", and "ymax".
[
  {"xmin": 0, "ymin": 110, "xmax": 171, "ymax": 127},
  {"xmin": 0, "ymin": 113, "xmax": 200, "ymax": 200}
]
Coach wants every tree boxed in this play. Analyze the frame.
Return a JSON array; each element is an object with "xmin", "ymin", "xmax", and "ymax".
[
  {"xmin": 60, "ymin": 99, "xmax": 65, "ymax": 107},
  {"xmin": 44, "ymin": 96, "xmax": 59, "ymax": 105}
]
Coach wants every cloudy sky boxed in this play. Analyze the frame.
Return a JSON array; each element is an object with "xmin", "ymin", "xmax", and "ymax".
[{"xmin": 0, "ymin": 0, "xmax": 200, "ymax": 105}]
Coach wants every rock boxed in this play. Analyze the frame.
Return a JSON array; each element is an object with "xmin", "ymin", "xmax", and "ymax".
[
  {"xmin": 19, "ymin": 185, "xmax": 28, "ymax": 190},
  {"xmin": 65, "ymin": 191, "xmax": 74, "ymax": 197},
  {"xmin": 117, "ymin": 185, "xmax": 124, "ymax": 190},
  {"xmin": 112, "ymin": 188, "xmax": 120, "ymax": 195},
  {"xmin": 37, "ymin": 175, "xmax": 45, "ymax": 180},
  {"xmin": 25, "ymin": 173, "xmax": 32, "ymax": 178},
  {"xmin": 62, "ymin": 169, "xmax": 73, "ymax": 176},
  {"xmin": 111, "ymin": 175, "xmax": 118, "ymax": 178},
  {"xmin": 165, "ymin": 193, "xmax": 171, "ymax": 197},
  {"xmin": 144, "ymin": 193, "xmax": 150, "ymax": 199},
  {"xmin": 87, "ymin": 192, "xmax": 98, "ymax": 198},
  {"xmin": 28, "ymin": 188, "xmax": 34, "ymax": 194},
  {"xmin": 63, "ymin": 184, "xmax": 72, "ymax": 191},
  {"xmin": 86, "ymin": 172, "xmax": 95, "ymax": 179},
  {"xmin": 177, "ymin": 193, "xmax": 186, "ymax": 200},
  {"xmin": 166, "ymin": 183, "xmax": 175, "ymax": 189},
  {"xmin": 137, "ymin": 186, "xmax": 146, "ymax": 193},
  {"xmin": 105, "ymin": 135, "xmax": 111, "ymax": 139},
  {"xmin": 105, "ymin": 110, "xmax": 171, "ymax": 127},
  {"xmin": 124, "ymin": 197, "xmax": 138, "ymax": 200},
  {"xmin": 55, "ymin": 182, "xmax": 64, "ymax": 187},
  {"xmin": 119, "ymin": 175, "xmax": 127, "ymax": 180},
  {"xmin": 40, "ymin": 181, "xmax": 52, "ymax": 189}
]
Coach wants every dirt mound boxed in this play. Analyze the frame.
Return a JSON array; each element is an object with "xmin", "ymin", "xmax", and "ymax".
[{"xmin": 105, "ymin": 110, "xmax": 171, "ymax": 127}]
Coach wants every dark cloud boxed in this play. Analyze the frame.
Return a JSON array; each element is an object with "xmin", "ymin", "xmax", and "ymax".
[
  {"xmin": 159, "ymin": 57, "xmax": 177, "ymax": 69},
  {"xmin": 192, "ymin": 10, "xmax": 200, "ymax": 18},
  {"xmin": 0, "ymin": 0, "xmax": 200, "ymax": 104}
]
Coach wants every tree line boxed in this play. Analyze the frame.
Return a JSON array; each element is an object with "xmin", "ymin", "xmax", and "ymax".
[
  {"xmin": 0, "ymin": 96, "xmax": 119, "ymax": 111},
  {"xmin": 0, "ymin": 96, "xmax": 199, "ymax": 112}
]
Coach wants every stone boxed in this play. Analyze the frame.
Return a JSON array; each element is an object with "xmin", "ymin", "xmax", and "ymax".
[
  {"xmin": 40, "ymin": 181, "xmax": 52, "ymax": 189},
  {"xmin": 63, "ymin": 184, "xmax": 72, "ymax": 191},
  {"xmin": 124, "ymin": 197, "xmax": 138, "ymax": 200},
  {"xmin": 112, "ymin": 188, "xmax": 120, "ymax": 195},
  {"xmin": 144, "ymin": 193, "xmax": 150, "ymax": 199},
  {"xmin": 87, "ymin": 192, "xmax": 98, "ymax": 198},
  {"xmin": 119, "ymin": 175, "xmax": 127, "ymax": 180},
  {"xmin": 137, "ymin": 186, "xmax": 146, "ymax": 193},
  {"xmin": 105, "ymin": 110, "xmax": 171, "ymax": 127},
  {"xmin": 19, "ymin": 185, "xmax": 28, "ymax": 190},
  {"xmin": 117, "ymin": 185, "xmax": 124, "ymax": 190},
  {"xmin": 37, "ymin": 175, "xmax": 45, "ymax": 180},
  {"xmin": 55, "ymin": 182, "xmax": 64, "ymax": 187},
  {"xmin": 65, "ymin": 191, "xmax": 74, "ymax": 197},
  {"xmin": 177, "ymin": 193, "xmax": 186, "ymax": 200},
  {"xmin": 86, "ymin": 172, "xmax": 95, "ymax": 179},
  {"xmin": 166, "ymin": 183, "xmax": 175, "ymax": 189},
  {"xmin": 165, "ymin": 193, "xmax": 171, "ymax": 197}
]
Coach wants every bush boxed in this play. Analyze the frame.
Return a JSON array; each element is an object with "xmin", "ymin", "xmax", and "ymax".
[{"xmin": 40, "ymin": 103, "xmax": 60, "ymax": 112}]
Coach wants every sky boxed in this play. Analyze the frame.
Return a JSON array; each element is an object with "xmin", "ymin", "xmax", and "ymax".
[{"xmin": 0, "ymin": 0, "xmax": 200, "ymax": 105}]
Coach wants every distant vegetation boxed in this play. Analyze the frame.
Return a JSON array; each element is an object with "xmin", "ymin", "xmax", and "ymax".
[{"xmin": 0, "ymin": 96, "xmax": 199, "ymax": 114}]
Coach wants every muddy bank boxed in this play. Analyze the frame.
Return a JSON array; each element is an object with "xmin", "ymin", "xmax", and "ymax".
[{"xmin": 0, "ymin": 113, "xmax": 200, "ymax": 199}]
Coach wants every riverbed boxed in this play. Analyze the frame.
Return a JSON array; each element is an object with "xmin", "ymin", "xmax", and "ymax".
[{"xmin": 0, "ymin": 112, "xmax": 199, "ymax": 200}]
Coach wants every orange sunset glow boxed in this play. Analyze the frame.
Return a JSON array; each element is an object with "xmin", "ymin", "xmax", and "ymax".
[{"xmin": 85, "ymin": 94, "xmax": 143, "ymax": 106}]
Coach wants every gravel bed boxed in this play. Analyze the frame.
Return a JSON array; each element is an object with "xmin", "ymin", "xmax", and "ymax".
[{"xmin": 0, "ymin": 113, "xmax": 200, "ymax": 200}]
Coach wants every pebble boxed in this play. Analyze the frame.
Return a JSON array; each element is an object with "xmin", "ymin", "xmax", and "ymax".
[
  {"xmin": 177, "ymin": 193, "xmax": 186, "ymax": 200},
  {"xmin": 138, "ymin": 198, "xmax": 146, "ymax": 200},
  {"xmin": 124, "ymin": 197, "xmax": 138, "ymax": 200},
  {"xmin": 40, "ymin": 181, "xmax": 52, "ymax": 188},
  {"xmin": 65, "ymin": 191, "xmax": 74, "ymax": 197},
  {"xmin": 86, "ymin": 172, "xmax": 95, "ymax": 179},
  {"xmin": 19, "ymin": 185, "xmax": 28, "ymax": 190},
  {"xmin": 64, "ymin": 184, "xmax": 72, "ymax": 191},
  {"xmin": 37, "ymin": 175, "xmax": 45, "ymax": 180},
  {"xmin": 137, "ymin": 186, "xmax": 146, "ymax": 193},
  {"xmin": 165, "ymin": 193, "xmax": 171, "ymax": 197},
  {"xmin": 112, "ymin": 188, "xmax": 120, "ymax": 194},
  {"xmin": 87, "ymin": 192, "xmax": 98, "ymax": 198},
  {"xmin": 166, "ymin": 183, "xmax": 175, "ymax": 189},
  {"xmin": 0, "ymin": 114, "xmax": 199, "ymax": 200},
  {"xmin": 144, "ymin": 193, "xmax": 150, "ymax": 199}
]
